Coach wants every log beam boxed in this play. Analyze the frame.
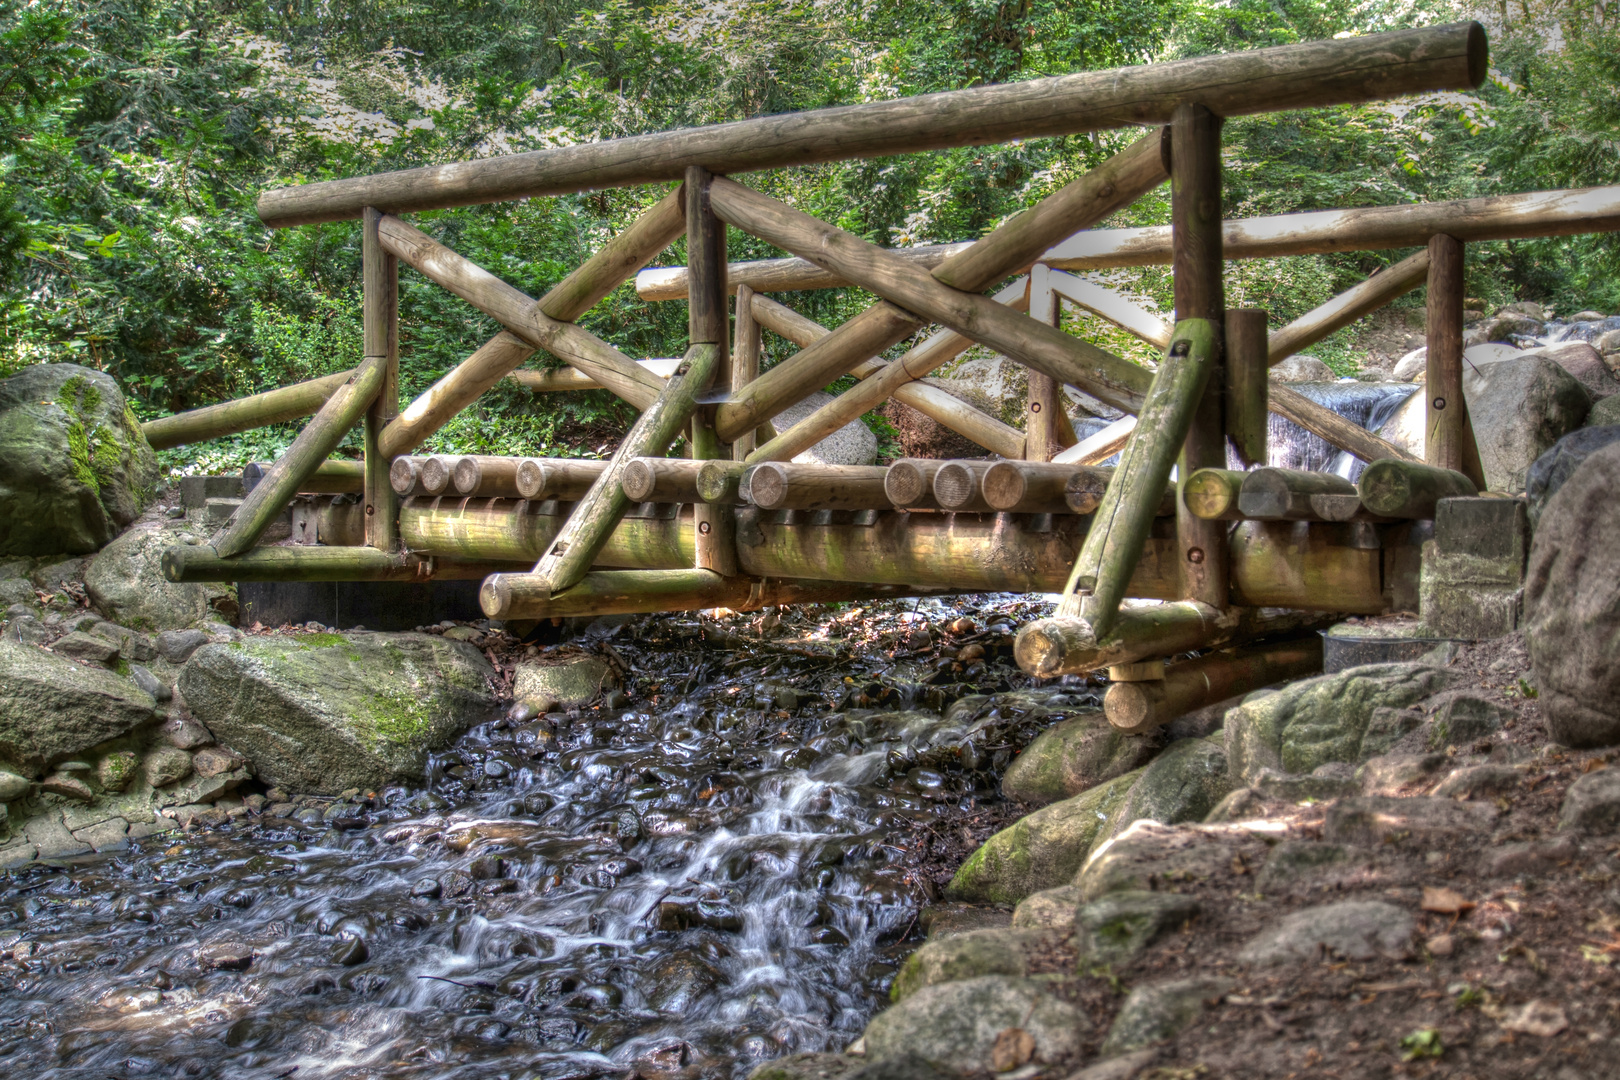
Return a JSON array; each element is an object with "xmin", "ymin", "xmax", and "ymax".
[
  {"xmin": 141, "ymin": 370, "xmax": 355, "ymax": 451},
  {"xmin": 1357, "ymin": 458, "xmax": 1478, "ymax": 518},
  {"xmin": 1103, "ymin": 635, "xmax": 1324, "ymax": 734},
  {"xmin": 363, "ymin": 205, "xmax": 400, "ymax": 551},
  {"xmin": 1237, "ymin": 467, "xmax": 1358, "ymax": 521}
]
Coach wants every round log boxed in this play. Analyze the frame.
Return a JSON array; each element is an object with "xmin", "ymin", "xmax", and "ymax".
[
  {"xmin": 697, "ymin": 460, "xmax": 750, "ymax": 504},
  {"xmin": 1357, "ymin": 458, "xmax": 1479, "ymax": 519},
  {"xmin": 1015, "ymin": 603, "xmax": 1334, "ymax": 677},
  {"xmin": 1237, "ymin": 467, "xmax": 1357, "ymax": 521},
  {"xmin": 419, "ymin": 455, "xmax": 458, "ymax": 496},
  {"xmin": 885, "ymin": 459, "xmax": 946, "ymax": 509},
  {"xmin": 453, "ymin": 455, "xmax": 535, "ymax": 498},
  {"xmin": 390, "ymin": 456, "xmax": 425, "ymax": 497},
  {"xmin": 983, "ymin": 461, "xmax": 1100, "ymax": 514},
  {"xmin": 622, "ymin": 458, "xmax": 706, "ymax": 503},
  {"xmin": 243, "ymin": 458, "xmax": 366, "ymax": 496},
  {"xmin": 142, "ymin": 370, "xmax": 355, "ymax": 451},
  {"xmin": 1102, "ymin": 634, "xmax": 1324, "ymax": 734},
  {"xmin": 748, "ymin": 463, "xmax": 892, "ymax": 511},
  {"xmin": 932, "ymin": 460, "xmax": 997, "ymax": 512},
  {"xmin": 1183, "ymin": 468, "xmax": 1246, "ymax": 520}
]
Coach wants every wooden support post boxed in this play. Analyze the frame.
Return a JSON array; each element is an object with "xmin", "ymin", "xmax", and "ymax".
[
  {"xmin": 210, "ymin": 356, "xmax": 386, "ymax": 559},
  {"xmin": 141, "ymin": 370, "xmax": 357, "ymax": 451},
  {"xmin": 1237, "ymin": 467, "xmax": 1357, "ymax": 520},
  {"xmin": 623, "ymin": 458, "xmax": 707, "ymax": 503},
  {"xmin": 1357, "ymin": 458, "xmax": 1478, "ymax": 518},
  {"xmin": 1226, "ymin": 308, "xmax": 1268, "ymax": 467},
  {"xmin": 1171, "ymin": 102, "xmax": 1229, "ymax": 611},
  {"xmin": 363, "ymin": 207, "xmax": 400, "ymax": 551},
  {"xmin": 1102, "ymin": 634, "xmax": 1323, "ymax": 734},
  {"xmin": 686, "ymin": 166, "xmax": 739, "ymax": 578},
  {"xmin": 748, "ymin": 464, "xmax": 891, "ymax": 511},
  {"xmin": 1425, "ymin": 233, "xmax": 1489, "ymax": 488},
  {"xmin": 1026, "ymin": 271, "xmax": 1063, "ymax": 462},
  {"xmin": 732, "ymin": 284, "xmax": 762, "ymax": 459},
  {"xmin": 1056, "ymin": 319, "xmax": 1219, "ymax": 637},
  {"xmin": 527, "ymin": 342, "xmax": 724, "ymax": 594}
]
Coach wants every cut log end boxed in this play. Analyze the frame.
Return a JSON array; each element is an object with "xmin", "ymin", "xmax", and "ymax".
[
  {"xmin": 748, "ymin": 462, "xmax": 790, "ymax": 509},
  {"xmin": 623, "ymin": 458, "xmax": 658, "ymax": 502},
  {"xmin": 697, "ymin": 460, "xmax": 748, "ymax": 504},
  {"xmin": 933, "ymin": 461, "xmax": 983, "ymax": 510},
  {"xmin": 452, "ymin": 457, "xmax": 484, "ymax": 495},
  {"xmin": 884, "ymin": 460, "xmax": 934, "ymax": 508},
  {"xmin": 389, "ymin": 456, "xmax": 422, "ymax": 497},
  {"xmin": 1013, "ymin": 616, "xmax": 1096, "ymax": 677},
  {"xmin": 421, "ymin": 456, "xmax": 456, "ymax": 495},
  {"xmin": 516, "ymin": 458, "xmax": 548, "ymax": 500}
]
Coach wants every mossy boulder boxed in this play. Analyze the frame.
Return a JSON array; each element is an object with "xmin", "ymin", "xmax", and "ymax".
[
  {"xmin": 1095, "ymin": 736, "xmax": 1232, "ymax": 847},
  {"xmin": 178, "ymin": 632, "xmax": 498, "ymax": 794},
  {"xmin": 946, "ymin": 768, "xmax": 1139, "ymax": 906},
  {"xmin": 890, "ymin": 927, "xmax": 1055, "ymax": 1001},
  {"xmin": 1224, "ymin": 662, "xmax": 1462, "ymax": 784},
  {"xmin": 85, "ymin": 525, "xmax": 232, "ymax": 631},
  {"xmin": 0, "ymin": 364, "xmax": 157, "ymax": 555},
  {"xmin": 862, "ymin": 976, "xmax": 1087, "ymax": 1074},
  {"xmin": 0, "ymin": 639, "xmax": 159, "ymax": 775},
  {"xmin": 1000, "ymin": 711, "xmax": 1160, "ymax": 805}
]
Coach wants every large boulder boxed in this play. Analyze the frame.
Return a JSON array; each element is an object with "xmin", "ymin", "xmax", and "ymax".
[
  {"xmin": 1525, "ymin": 426, "xmax": 1620, "ymax": 528},
  {"xmin": 0, "ymin": 639, "xmax": 158, "ymax": 775},
  {"xmin": 85, "ymin": 526, "xmax": 232, "ymax": 631},
  {"xmin": 1522, "ymin": 342, "xmax": 1620, "ymax": 399},
  {"xmin": 889, "ymin": 927, "xmax": 1054, "ymax": 1001},
  {"xmin": 1095, "ymin": 736, "xmax": 1232, "ymax": 846},
  {"xmin": 862, "ymin": 976, "xmax": 1086, "ymax": 1074},
  {"xmin": 771, "ymin": 392, "xmax": 878, "ymax": 466},
  {"xmin": 1224, "ymin": 662, "xmax": 1462, "ymax": 784},
  {"xmin": 1378, "ymin": 354, "xmax": 1591, "ymax": 491},
  {"xmin": 0, "ymin": 364, "xmax": 157, "ymax": 555},
  {"xmin": 178, "ymin": 632, "xmax": 498, "ymax": 793},
  {"xmin": 946, "ymin": 769, "xmax": 1139, "ymax": 906},
  {"xmin": 999, "ymin": 711, "xmax": 1160, "ymax": 805},
  {"xmin": 1524, "ymin": 442, "xmax": 1620, "ymax": 746}
]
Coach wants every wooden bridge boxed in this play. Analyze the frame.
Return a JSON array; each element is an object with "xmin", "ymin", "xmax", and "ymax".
[{"xmin": 148, "ymin": 21, "xmax": 1618, "ymax": 731}]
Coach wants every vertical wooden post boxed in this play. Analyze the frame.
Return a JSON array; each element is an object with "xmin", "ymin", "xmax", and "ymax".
[
  {"xmin": 687, "ymin": 166, "xmax": 738, "ymax": 576},
  {"xmin": 1025, "ymin": 271, "xmax": 1062, "ymax": 462},
  {"xmin": 1424, "ymin": 233, "xmax": 1486, "ymax": 487},
  {"xmin": 1225, "ymin": 308, "xmax": 1269, "ymax": 468},
  {"xmin": 732, "ymin": 284, "xmax": 761, "ymax": 461},
  {"xmin": 1170, "ymin": 103, "xmax": 1229, "ymax": 610},
  {"xmin": 363, "ymin": 206, "xmax": 399, "ymax": 551}
]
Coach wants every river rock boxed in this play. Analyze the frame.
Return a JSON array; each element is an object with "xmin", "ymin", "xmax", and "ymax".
[
  {"xmin": 1076, "ymin": 890, "xmax": 1200, "ymax": 965},
  {"xmin": 1587, "ymin": 394, "xmax": 1620, "ymax": 427},
  {"xmin": 156, "ymin": 628, "xmax": 210, "ymax": 664},
  {"xmin": 1099, "ymin": 977, "xmax": 1232, "ymax": 1057},
  {"xmin": 1391, "ymin": 348, "xmax": 1427, "ymax": 382},
  {"xmin": 90, "ymin": 621, "xmax": 157, "ymax": 663},
  {"xmin": 890, "ymin": 927, "xmax": 1055, "ymax": 1001},
  {"xmin": 862, "ymin": 976, "xmax": 1086, "ymax": 1074},
  {"xmin": 1525, "ymin": 425, "xmax": 1620, "ymax": 528},
  {"xmin": 85, "ymin": 525, "xmax": 229, "ymax": 631},
  {"xmin": 1096, "ymin": 736, "xmax": 1231, "ymax": 846},
  {"xmin": 0, "ymin": 770, "xmax": 29, "ymax": 801},
  {"xmin": 97, "ymin": 751, "xmax": 139, "ymax": 792},
  {"xmin": 747, "ymin": 1053, "xmax": 866, "ymax": 1080},
  {"xmin": 1524, "ymin": 442, "xmax": 1620, "ymax": 746},
  {"xmin": 1523, "ymin": 341, "xmax": 1619, "ymax": 399},
  {"xmin": 1558, "ymin": 768, "xmax": 1620, "ymax": 834},
  {"xmin": 1271, "ymin": 355, "xmax": 1335, "ymax": 382},
  {"xmin": 1000, "ymin": 712, "xmax": 1160, "ymax": 805},
  {"xmin": 1422, "ymin": 691, "xmax": 1511, "ymax": 750},
  {"xmin": 1077, "ymin": 820, "xmax": 1260, "ymax": 902},
  {"xmin": 0, "ymin": 639, "xmax": 158, "ymax": 774},
  {"xmin": 1238, "ymin": 900, "xmax": 1414, "ymax": 965},
  {"xmin": 946, "ymin": 769, "xmax": 1139, "ymax": 906},
  {"xmin": 141, "ymin": 747, "xmax": 192, "ymax": 787},
  {"xmin": 1011, "ymin": 885, "xmax": 1082, "ymax": 930},
  {"xmin": 179, "ymin": 632, "xmax": 498, "ymax": 794},
  {"xmin": 51, "ymin": 631, "xmax": 120, "ymax": 667},
  {"xmin": 1322, "ymin": 795, "xmax": 1497, "ymax": 847},
  {"xmin": 513, "ymin": 654, "xmax": 612, "ymax": 709},
  {"xmin": 771, "ymin": 391, "xmax": 879, "ymax": 466},
  {"xmin": 0, "ymin": 364, "xmax": 158, "ymax": 556},
  {"xmin": 1223, "ymin": 662, "xmax": 1461, "ymax": 784}
]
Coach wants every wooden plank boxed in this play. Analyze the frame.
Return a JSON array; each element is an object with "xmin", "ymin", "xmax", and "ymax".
[{"xmin": 259, "ymin": 24, "xmax": 1484, "ymax": 225}]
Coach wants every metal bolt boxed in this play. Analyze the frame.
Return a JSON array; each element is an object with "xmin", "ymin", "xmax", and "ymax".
[
  {"xmin": 698, "ymin": 521, "xmax": 712, "ymax": 535},
  {"xmin": 1433, "ymin": 396, "xmax": 1446, "ymax": 410},
  {"xmin": 1187, "ymin": 547, "xmax": 1205, "ymax": 564},
  {"xmin": 1030, "ymin": 401, "xmax": 1042, "ymax": 413},
  {"xmin": 366, "ymin": 505, "xmax": 375, "ymax": 515}
]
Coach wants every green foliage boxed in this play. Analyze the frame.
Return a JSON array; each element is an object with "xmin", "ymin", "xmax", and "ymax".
[
  {"xmin": 1398, "ymin": 1027, "xmax": 1444, "ymax": 1061},
  {"xmin": 1, "ymin": 0, "xmax": 1617, "ymax": 474}
]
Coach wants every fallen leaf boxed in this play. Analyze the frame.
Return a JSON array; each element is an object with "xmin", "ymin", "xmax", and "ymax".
[
  {"xmin": 1582, "ymin": 758, "xmax": 1607, "ymax": 773},
  {"xmin": 989, "ymin": 1027, "xmax": 1035, "ymax": 1072},
  {"xmin": 1422, "ymin": 886, "xmax": 1477, "ymax": 915},
  {"xmin": 1500, "ymin": 1000, "xmax": 1568, "ymax": 1037}
]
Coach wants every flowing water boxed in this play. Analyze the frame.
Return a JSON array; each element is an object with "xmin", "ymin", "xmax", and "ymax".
[
  {"xmin": 0, "ymin": 610, "xmax": 1081, "ymax": 1080},
  {"xmin": 1256, "ymin": 381, "xmax": 1418, "ymax": 479}
]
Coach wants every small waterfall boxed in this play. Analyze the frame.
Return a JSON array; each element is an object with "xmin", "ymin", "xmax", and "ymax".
[
  {"xmin": 1547, "ymin": 315, "xmax": 1620, "ymax": 345},
  {"xmin": 1245, "ymin": 381, "xmax": 1419, "ymax": 480}
]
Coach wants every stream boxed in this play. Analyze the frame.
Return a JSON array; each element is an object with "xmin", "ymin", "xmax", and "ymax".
[{"xmin": 0, "ymin": 601, "xmax": 1083, "ymax": 1080}]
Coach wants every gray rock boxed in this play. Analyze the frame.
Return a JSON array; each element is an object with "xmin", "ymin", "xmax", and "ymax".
[
  {"xmin": 920, "ymin": 904, "xmax": 1012, "ymax": 940},
  {"xmin": 946, "ymin": 768, "xmax": 1140, "ymax": 906},
  {"xmin": 2, "ymin": 615, "xmax": 47, "ymax": 646},
  {"xmin": 1522, "ymin": 341, "xmax": 1619, "ymax": 399},
  {"xmin": 1076, "ymin": 820, "xmax": 1255, "ymax": 902},
  {"xmin": 162, "ymin": 713, "xmax": 213, "ymax": 749},
  {"xmin": 771, "ymin": 391, "xmax": 879, "ymax": 466},
  {"xmin": 1000, "ymin": 711, "xmax": 1160, "ymax": 805},
  {"xmin": 97, "ymin": 750, "xmax": 139, "ymax": 792},
  {"xmin": 1559, "ymin": 768, "xmax": 1620, "ymax": 834},
  {"xmin": 1251, "ymin": 764, "xmax": 1359, "ymax": 802},
  {"xmin": 890, "ymin": 927, "xmax": 1055, "ymax": 1000},
  {"xmin": 0, "ymin": 841, "xmax": 36, "ymax": 868},
  {"xmin": 89, "ymin": 621, "xmax": 157, "ymax": 662},
  {"xmin": 1322, "ymin": 795, "xmax": 1498, "ymax": 847},
  {"xmin": 179, "ymin": 632, "xmax": 497, "ymax": 794},
  {"xmin": 1238, "ymin": 901, "xmax": 1414, "ymax": 965},
  {"xmin": 126, "ymin": 663, "xmax": 169, "ymax": 702},
  {"xmin": 29, "ymin": 556, "xmax": 87, "ymax": 593},
  {"xmin": 746, "ymin": 1052, "xmax": 866, "ymax": 1080},
  {"xmin": 1356, "ymin": 753, "xmax": 1446, "ymax": 794},
  {"xmin": 862, "ymin": 976, "xmax": 1086, "ymax": 1073},
  {"xmin": 1271, "ymin": 355, "xmax": 1335, "ymax": 382},
  {"xmin": 72, "ymin": 816, "xmax": 129, "ymax": 853},
  {"xmin": 0, "ymin": 639, "xmax": 157, "ymax": 773},
  {"xmin": 141, "ymin": 746, "xmax": 193, "ymax": 788},
  {"xmin": 24, "ymin": 812, "xmax": 93, "ymax": 859},
  {"xmin": 1587, "ymin": 395, "xmax": 1620, "ymax": 428},
  {"xmin": 1076, "ymin": 890, "xmax": 1200, "ymax": 965},
  {"xmin": 0, "ymin": 364, "xmax": 158, "ymax": 556},
  {"xmin": 1097, "ymin": 737, "xmax": 1231, "ymax": 846},
  {"xmin": 1202, "ymin": 786, "xmax": 1267, "ymax": 823},
  {"xmin": 1526, "ymin": 426, "xmax": 1620, "ymax": 528},
  {"xmin": 1391, "ymin": 347, "xmax": 1427, "ymax": 381},
  {"xmin": 51, "ymin": 631, "xmax": 120, "ymax": 667},
  {"xmin": 1011, "ymin": 885, "xmax": 1082, "ymax": 930},
  {"xmin": 1255, "ymin": 841, "xmax": 1358, "ymax": 894},
  {"xmin": 0, "ymin": 770, "xmax": 29, "ymax": 801},
  {"xmin": 1224, "ymin": 662, "xmax": 1462, "ymax": 784},
  {"xmin": 156, "ymin": 628, "xmax": 210, "ymax": 664},
  {"xmin": 1489, "ymin": 836, "xmax": 1578, "ymax": 877},
  {"xmin": 1358, "ymin": 706, "xmax": 1426, "ymax": 759},
  {"xmin": 0, "ymin": 578, "xmax": 33, "ymax": 608},
  {"xmin": 1432, "ymin": 764, "xmax": 1520, "ymax": 799},
  {"xmin": 512, "ymin": 654, "xmax": 611, "ymax": 709},
  {"xmin": 1099, "ymin": 977, "xmax": 1232, "ymax": 1056},
  {"xmin": 1423, "ymin": 692, "xmax": 1512, "ymax": 750},
  {"xmin": 192, "ymin": 745, "xmax": 244, "ymax": 778},
  {"xmin": 1524, "ymin": 442, "xmax": 1620, "ymax": 746},
  {"xmin": 40, "ymin": 771, "xmax": 93, "ymax": 801},
  {"xmin": 85, "ymin": 526, "xmax": 230, "ymax": 631}
]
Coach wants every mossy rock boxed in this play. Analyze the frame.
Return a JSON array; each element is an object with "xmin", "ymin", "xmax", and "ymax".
[
  {"xmin": 177, "ymin": 632, "xmax": 498, "ymax": 794},
  {"xmin": 0, "ymin": 364, "xmax": 157, "ymax": 556},
  {"xmin": 946, "ymin": 768, "xmax": 1139, "ymax": 907},
  {"xmin": 0, "ymin": 639, "xmax": 158, "ymax": 774},
  {"xmin": 1094, "ymin": 736, "xmax": 1232, "ymax": 848},
  {"xmin": 890, "ymin": 927, "xmax": 1055, "ymax": 1001},
  {"xmin": 1223, "ymin": 662, "xmax": 1463, "ymax": 784},
  {"xmin": 85, "ymin": 526, "xmax": 232, "ymax": 631},
  {"xmin": 1000, "ymin": 710, "xmax": 1161, "ymax": 805}
]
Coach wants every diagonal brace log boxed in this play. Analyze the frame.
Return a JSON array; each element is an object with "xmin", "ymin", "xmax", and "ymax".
[
  {"xmin": 1056, "ymin": 319, "xmax": 1218, "ymax": 637},
  {"xmin": 210, "ymin": 354, "xmax": 388, "ymax": 559},
  {"xmin": 523, "ymin": 342, "xmax": 725, "ymax": 595}
]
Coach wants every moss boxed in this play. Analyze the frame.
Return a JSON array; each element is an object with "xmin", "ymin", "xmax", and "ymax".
[
  {"xmin": 115, "ymin": 658, "xmax": 130, "ymax": 677},
  {"xmin": 364, "ymin": 689, "xmax": 439, "ymax": 749},
  {"xmin": 300, "ymin": 632, "xmax": 349, "ymax": 650}
]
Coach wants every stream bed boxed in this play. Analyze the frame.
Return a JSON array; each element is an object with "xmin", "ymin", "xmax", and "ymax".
[{"xmin": 0, "ymin": 600, "xmax": 1082, "ymax": 1080}]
